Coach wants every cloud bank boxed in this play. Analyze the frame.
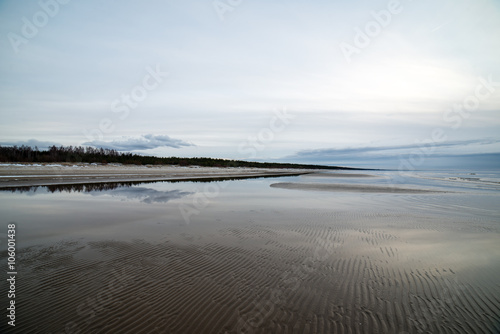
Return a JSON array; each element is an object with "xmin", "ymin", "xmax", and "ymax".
[
  {"xmin": 288, "ymin": 139, "xmax": 500, "ymax": 161},
  {"xmin": 284, "ymin": 139, "xmax": 500, "ymax": 169}
]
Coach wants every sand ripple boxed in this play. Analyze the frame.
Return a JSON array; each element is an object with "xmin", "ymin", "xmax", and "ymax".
[{"xmin": 3, "ymin": 212, "xmax": 499, "ymax": 333}]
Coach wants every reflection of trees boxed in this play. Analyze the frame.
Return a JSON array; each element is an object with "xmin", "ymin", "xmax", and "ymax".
[
  {"xmin": 1, "ymin": 181, "xmax": 147, "ymax": 193},
  {"xmin": 0, "ymin": 186, "xmax": 38, "ymax": 193},
  {"xmin": 1, "ymin": 181, "xmax": 194, "ymax": 203},
  {"xmin": 0, "ymin": 174, "xmax": 292, "ymax": 193},
  {"xmin": 47, "ymin": 182, "xmax": 137, "ymax": 193}
]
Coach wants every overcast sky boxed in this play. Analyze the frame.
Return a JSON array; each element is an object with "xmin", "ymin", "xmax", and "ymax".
[{"xmin": 1, "ymin": 0, "xmax": 499, "ymax": 169}]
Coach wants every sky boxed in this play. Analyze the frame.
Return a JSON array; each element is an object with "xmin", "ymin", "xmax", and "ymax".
[{"xmin": 1, "ymin": 0, "xmax": 499, "ymax": 169}]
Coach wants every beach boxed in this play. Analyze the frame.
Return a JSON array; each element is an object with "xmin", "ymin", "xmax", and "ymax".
[
  {"xmin": 0, "ymin": 167, "xmax": 499, "ymax": 333},
  {"xmin": 3, "ymin": 0, "xmax": 499, "ymax": 332}
]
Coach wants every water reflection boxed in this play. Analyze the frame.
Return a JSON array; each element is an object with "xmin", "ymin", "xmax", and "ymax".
[
  {"xmin": 90, "ymin": 187, "xmax": 193, "ymax": 204},
  {"xmin": 0, "ymin": 174, "xmax": 289, "ymax": 194},
  {"xmin": 1, "ymin": 181, "xmax": 148, "ymax": 193}
]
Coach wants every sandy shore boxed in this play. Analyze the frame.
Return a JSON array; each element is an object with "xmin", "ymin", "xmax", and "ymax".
[{"xmin": 0, "ymin": 163, "xmax": 312, "ymax": 188}]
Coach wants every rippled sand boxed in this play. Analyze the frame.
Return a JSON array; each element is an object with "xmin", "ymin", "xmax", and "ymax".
[{"xmin": 8, "ymin": 210, "xmax": 500, "ymax": 333}]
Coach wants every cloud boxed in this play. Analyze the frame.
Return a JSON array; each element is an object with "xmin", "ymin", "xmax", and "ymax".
[
  {"xmin": 287, "ymin": 139, "xmax": 500, "ymax": 161},
  {"xmin": 0, "ymin": 139, "xmax": 63, "ymax": 149},
  {"xmin": 281, "ymin": 139, "xmax": 500, "ymax": 169},
  {"xmin": 83, "ymin": 134, "xmax": 194, "ymax": 151}
]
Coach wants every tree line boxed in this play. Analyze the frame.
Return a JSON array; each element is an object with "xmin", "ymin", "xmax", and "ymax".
[{"xmin": 0, "ymin": 145, "xmax": 358, "ymax": 170}]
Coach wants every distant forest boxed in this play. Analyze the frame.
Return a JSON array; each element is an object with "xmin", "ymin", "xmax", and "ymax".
[{"xmin": 0, "ymin": 145, "xmax": 357, "ymax": 170}]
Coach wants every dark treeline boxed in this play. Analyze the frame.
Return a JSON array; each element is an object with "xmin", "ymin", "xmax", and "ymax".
[{"xmin": 0, "ymin": 145, "xmax": 358, "ymax": 170}]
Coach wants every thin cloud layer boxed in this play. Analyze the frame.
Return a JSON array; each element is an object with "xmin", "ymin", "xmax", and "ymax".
[
  {"xmin": 0, "ymin": 139, "xmax": 63, "ymax": 150},
  {"xmin": 289, "ymin": 139, "xmax": 500, "ymax": 160},
  {"xmin": 83, "ymin": 134, "xmax": 194, "ymax": 151},
  {"xmin": 284, "ymin": 139, "xmax": 500, "ymax": 169}
]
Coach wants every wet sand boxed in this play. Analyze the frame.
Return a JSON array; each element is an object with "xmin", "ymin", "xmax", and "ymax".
[{"xmin": 7, "ymin": 209, "xmax": 499, "ymax": 333}]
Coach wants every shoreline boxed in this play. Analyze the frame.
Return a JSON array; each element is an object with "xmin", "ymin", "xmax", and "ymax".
[
  {"xmin": 270, "ymin": 182, "xmax": 448, "ymax": 193},
  {"xmin": 0, "ymin": 163, "xmax": 313, "ymax": 188}
]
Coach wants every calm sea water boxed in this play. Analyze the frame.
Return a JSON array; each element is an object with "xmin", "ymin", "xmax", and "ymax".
[{"xmin": 0, "ymin": 169, "xmax": 498, "ymax": 247}]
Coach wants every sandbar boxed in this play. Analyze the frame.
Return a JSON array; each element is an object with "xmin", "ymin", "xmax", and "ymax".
[
  {"xmin": 303, "ymin": 172, "xmax": 376, "ymax": 178},
  {"xmin": 271, "ymin": 182, "xmax": 446, "ymax": 193}
]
